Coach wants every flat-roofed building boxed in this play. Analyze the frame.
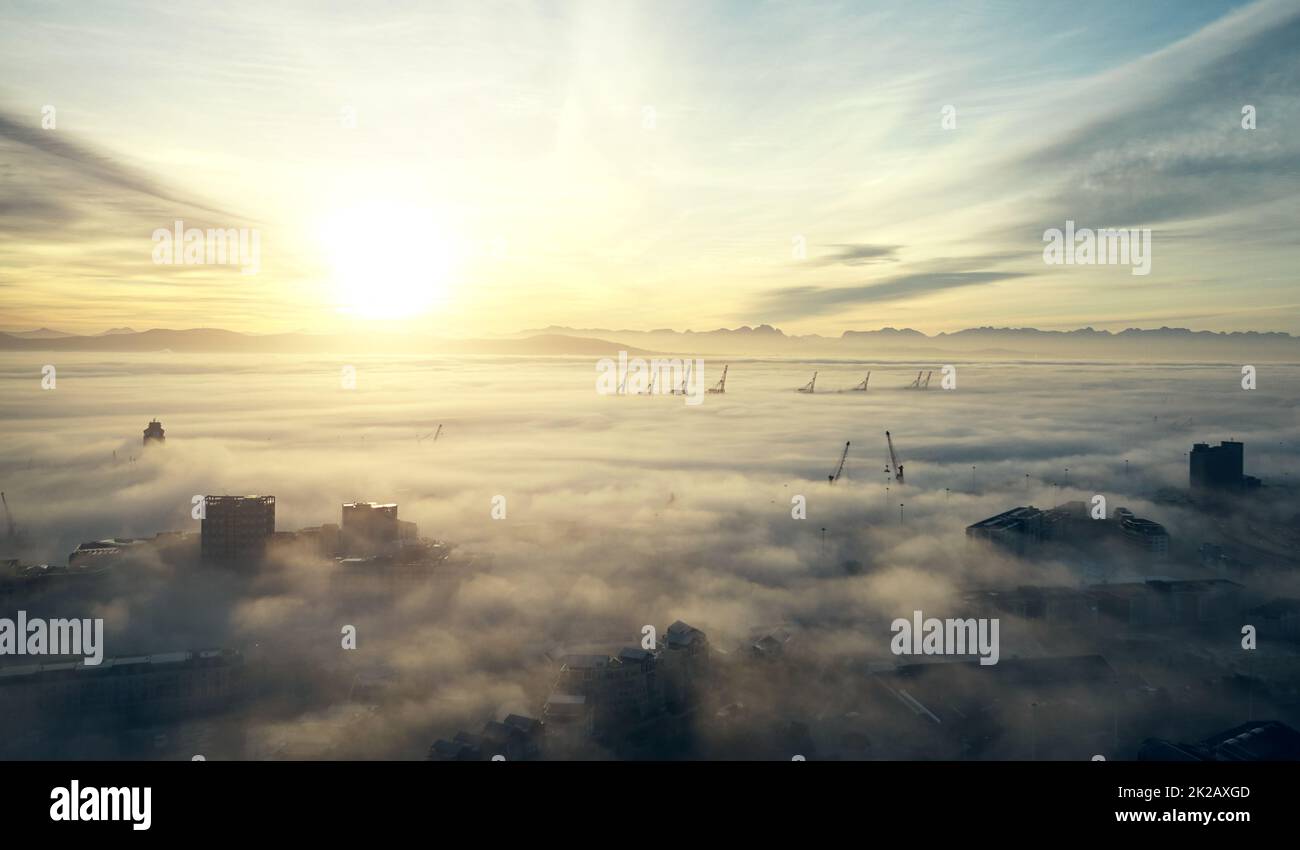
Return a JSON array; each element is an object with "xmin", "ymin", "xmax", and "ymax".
[
  {"xmin": 201, "ymin": 495, "xmax": 275, "ymax": 566},
  {"xmin": 966, "ymin": 506, "xmax": 1045, "ymax": 554},
  {"xmin": 341, "ymin": 502, "xmax": 399, "ymax": 556},
  {"xmin": 1114, "ymin": 507, "xmax": 1169, "ymax": 556},
  {"xmin": 0, "ymin": 648, "xmax": 244, "ymax": 729}
]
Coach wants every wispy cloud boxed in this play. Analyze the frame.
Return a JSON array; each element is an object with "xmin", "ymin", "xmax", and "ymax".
[{"xmin": 759, "ymin": 271, "xmax": 1030, "ymax": 319}]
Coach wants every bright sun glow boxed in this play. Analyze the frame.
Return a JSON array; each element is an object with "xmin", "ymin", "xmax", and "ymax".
[{"xmin": 320, "ymin": 202, "xmax": 458, "ymax": 320}]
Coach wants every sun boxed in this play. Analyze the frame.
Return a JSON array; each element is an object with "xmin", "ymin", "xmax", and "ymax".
[{"xmin": 319, "ymin": 202, "xmax": 459, "ymax": 320}]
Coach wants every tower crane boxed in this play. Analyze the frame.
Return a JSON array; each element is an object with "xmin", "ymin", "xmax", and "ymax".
[
  {"xmin": 922, "ymin": 370, "xmax": 932, "ymax": 389},
  {"xmin": 797, "ymin": 371, "xmax": 817, "ymax": 394},
  {"xmin": 640, "ymin": 367, "xmax": 658, "ymax": 395},
  {"xmin": 707, "ymin": 364, "xmax": 728, "ymax": 394},
  {"xmin": 672, "ymin": 360, "xmax": 693, "ymax": 395},
  {"xmin": 829, "ymin": 441, "xmax": 850, "ymax": 484},
  {"xmin": 852, "ymin": 372, "xmax": 870, "ymax": 391},
  {"xmin": 1, "ymin": 492, "xmax": 13, "ymax": 541},
  {"xmin": 885, "ymin": 431, "xmax": 904, "ymax": 483}
]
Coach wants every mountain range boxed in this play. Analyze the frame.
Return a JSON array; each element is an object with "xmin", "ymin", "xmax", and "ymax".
[{"xmin": 1, "ymin": 325, "xmax": 1297, "ymax": 360}]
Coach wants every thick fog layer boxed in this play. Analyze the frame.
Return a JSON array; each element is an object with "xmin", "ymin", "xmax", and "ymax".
[{"xmin": 1, "ymin": 353, "xmax": 1297, "ymax": 758}]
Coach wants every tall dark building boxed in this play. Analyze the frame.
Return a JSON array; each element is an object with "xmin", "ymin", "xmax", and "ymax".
[
  {"xmin": 143, "ymin": 419, "xmax": 165, "ymax": 446},
  {"xmin": 341, "ymin": 502, "xmax": 399, "ymax": 556},
  {"xmin": 1190, "ymin": 441, "xmax": 1246, "ymax": 491},
  {"xmin": 201, "ymin": 495, "xmax": 275, "ymax": 566}
]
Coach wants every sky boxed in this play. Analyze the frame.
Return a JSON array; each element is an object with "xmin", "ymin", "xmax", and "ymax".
[{"xmin": 1, "ymin": 0, "xmax": 1297, "ymax": 337}]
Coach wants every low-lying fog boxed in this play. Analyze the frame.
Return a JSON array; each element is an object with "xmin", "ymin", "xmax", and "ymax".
[{"xmin": 2, "ymin": 353, "xmax": 1298, "ymax": 758}]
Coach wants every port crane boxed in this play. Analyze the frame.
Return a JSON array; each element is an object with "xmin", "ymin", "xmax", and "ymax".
[
  {"xmin": 851, "ymin": 372, "xmax": 870, "ymax": 392},
  {"xmin": 829, "ymin": 441, "xmax": 850, "ymax": 484},
  {"xmin": 1, "ymin": 492, "xmax": 13, "ymax": 541},
  {"xmin": 796, "ymin": 372, "xmax": 817, "ymax": 394},
  {"xmin": 906, "ymin": 370, "xmax": 933, "ymax": 389},
  {"xmin": 885, "ymin": 431, "xmax": 904, "ymax": 483},
  {"xmin": 707, "ymin": 365, "xmax": 728, "ymax": 394},
  {"xmin": 671, "ymin": 360, "xmax": 693, "ymax": 395}
]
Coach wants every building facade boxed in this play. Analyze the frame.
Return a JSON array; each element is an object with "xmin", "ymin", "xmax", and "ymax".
[{"xmin": 201, "ymin": 495, "xmax": 275, "ymax": 566}]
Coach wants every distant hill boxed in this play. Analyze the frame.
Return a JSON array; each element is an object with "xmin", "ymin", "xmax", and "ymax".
[
  {"xmin": 0, "ymin": 328, "xmax": 653, "ymax": 357},
  {"xmin": 519, "ymin": 324, "xmax": 1300, "ymax": 360},
  {"xmin": 5, "ymin": 327, "xmax": 76, "ymax": 339},
  {"xmin": 2, "ymin": 325, "xmax": 1296, "ymax": 360}
]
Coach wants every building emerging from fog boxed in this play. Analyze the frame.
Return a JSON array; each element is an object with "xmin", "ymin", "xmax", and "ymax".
[
  {"xmin": 966, "ymin": 501, "xmax": 1167, "ymax": 560},
  {"xmin": 142, "ymin": 419, "xmax": 165, "ymax": 446},
  {"xmin": 341, "ymin": 502, "xmax": 408, "ymax": 556},
  {"xmin": 1190, "ymin": 440, "xmax": 1261, "ymax": 492},
  {"xmin": 201, "ymin": 495, "xmax": 275, "ymax": 566},
  {"xmin": 0, "ymin": 649, "xmax": 244, "ymax": 733},
  {"xmin": 1140, "ymin": 720, "xmax": 1300, "ymax": 761},
  {"xmin": 541, "ymin": 620, "xmax": 711, "ymax": 753},
  {"xmin": 965, "ymin": 506, "xmax": 1046, "ymax": 555}
]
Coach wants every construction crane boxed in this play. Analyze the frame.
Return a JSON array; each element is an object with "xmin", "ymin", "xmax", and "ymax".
[
  {"xmin": 640, "ymin": 368, "xmax": 658, "ymax": 396},
  {"xmin": 907, "ymin": 370, "xmax": 923, "ymax": 389},
  {"xmin": 1, "ymin": 492, "xmax": 13, "ymax": 541},
  {"xmin": 829, "ymin": 441, "xmax": 850, "ymax": 484},
  {"xmin": 797, "ymin": 371, "xmax": 817, "ymax": 394},
  {"xmin": 672, "ymin": 360, "xmax": 694, "ymax": 395},
  {"xmin": 852, "ymin": 372, "xmax": 870, "ymax": 392},
  {"xmin": 922, "ymin": 370, "xmax": 932, "ymax": 389},
  {"xmin": 707, "ymin": 364, "xmax": 728, "ymax": 394},
  {"xmin": 885, "ymin": 431, "xmax": 904, "ymax": 483}
]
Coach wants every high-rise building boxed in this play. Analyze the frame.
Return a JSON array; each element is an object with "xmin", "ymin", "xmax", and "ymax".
[
  {"xmin": 1190, "ymin": 441, "xmax": 1244, "ymax": 490},
  {"xmin": 143, "ymin": 419, "xmax": 165, "ymax": 446},
  {"xmin": 201, "ymin": 495, "xmax": 275, "ymax": 566},
  {"xmin": 341, "ymin": 502, "xmax": 399, "ymax": 556}
]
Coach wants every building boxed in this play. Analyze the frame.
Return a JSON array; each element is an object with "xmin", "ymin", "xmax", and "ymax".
[
  {"xmin": 661, "ymin": 621, "xmax": 713, "ymax": 714},
  {"xmin": 968, "ymin": 501, "xmax": 1169, "ymax": 560},
  {"xmin": 142, "ymin": 419, "xmax": 165, "ymax": 446},
  {"xmin": 1090, "ymin": 578, "xmax": 1243, "ymax": 628},
  {"xmin": 871, "ymin": 655, "xmax": 1119, "ymax": 760},
  {"xmin": 541, "ymin": 621, "xmax": 711, "ymax": 749},
  {"xmin": 427, "ymin": 714, "xmax": 546, "ymax": 762},
  {"xmin": 294, "ymin": 524, "xmax": 341, "ymax": 558},
  {"xmin": 1139, "ymin": 720, "xmax": 1300, "ymax": 761},
  {"xmin": 965, "ymin": 506, "xmax": 1045, "ymax": 554},
  {"xmin": 341, "ymin": 502, "xmax": 400, "ymax": 556},
  {"xmin": 201, "ymin": 495, "xmax": 275, "ymax": 566},
  {"xmin": 330, "ymin": 540, "xmax": 457, "ymax": 595},
  {"xmin": 0, "ymin": 648, "xmax": 244, "ymax": 728},
  {"xmin": 963, "ymin": 585, "xmax": 1100, "ymax": 628},
  {"xmin": 544, "ymin": 649, "xmax": 664, "ymax": 739},
  {"xmin": 1246, "ymin": 598, "xmax": 1300, "ymax": 642},
  {"xmin": 1190, "ymin": 440, "xmax": 1262, "ymax": 492},
  {"xmin": 1041, "ymin": 501, "xmax": 1089, "ymax": 540},
  {"xmin": 1114, "ymin": 507, "xmax": 1169, "ymax": 556}
]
